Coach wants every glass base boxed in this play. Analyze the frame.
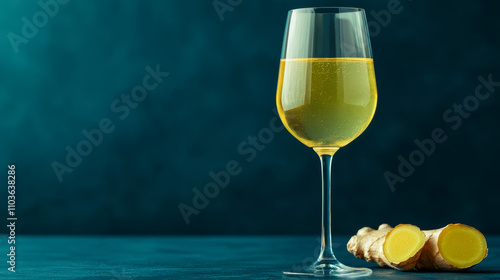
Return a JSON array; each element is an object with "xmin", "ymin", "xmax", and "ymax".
[{"xmin": 284, "ymin": 259, "xmax": 372, "ymax": 278}]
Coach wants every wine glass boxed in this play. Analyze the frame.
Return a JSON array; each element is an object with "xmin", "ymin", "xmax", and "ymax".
[{"xmin": 276, "ymin": 7, "xmax": 377, "ymax": 277}]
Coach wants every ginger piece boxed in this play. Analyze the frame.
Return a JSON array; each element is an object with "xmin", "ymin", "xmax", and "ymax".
[
  {"xmin": 347, "ymin": 224, "xmax": 426, "ymax": 271},
  {"xmin": 383, "ymin": 224, "xmax": 426, "ymax": 270},
  {"xmin": 417, "ymin": 224, "xmax": 488, "ymax": 271},
  {"xmin": 347, "ymin": 223, "xmax": 488, "ymax": 272}
]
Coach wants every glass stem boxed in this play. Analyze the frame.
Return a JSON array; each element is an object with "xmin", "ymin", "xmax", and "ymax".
[{"xmin": 314, "ymin": 147, "xmax": 339, "ymax": 262}]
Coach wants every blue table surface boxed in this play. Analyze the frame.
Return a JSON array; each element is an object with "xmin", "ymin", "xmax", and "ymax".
[{"xmin": 0, "ymin": 235, "xmax": 498, "ymax": 279}]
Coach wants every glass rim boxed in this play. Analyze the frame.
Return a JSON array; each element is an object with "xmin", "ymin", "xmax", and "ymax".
[{"xmin": 288, "ymin": 7, "xmax": 364, "ymax": 13}]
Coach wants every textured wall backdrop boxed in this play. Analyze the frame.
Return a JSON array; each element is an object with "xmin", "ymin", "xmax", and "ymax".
[{"xmin": 0, "ymin": 0, "xmax": 499, "ymax": 235}]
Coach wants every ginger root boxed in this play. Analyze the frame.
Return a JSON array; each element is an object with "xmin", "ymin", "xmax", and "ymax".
[
  {"xmin": 417, "ymin": 224, "xmax": 488, "ymax": 271},
  {"xmin": 347, "ymin": 223, "xmax": 488, "ymax": 272},
  {"xmin": 347, "ymin": 224, "xmax": 426, "ymax": 271}
]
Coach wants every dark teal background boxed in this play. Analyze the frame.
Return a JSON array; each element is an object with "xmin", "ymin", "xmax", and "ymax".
[{"xmin": 1, "ymin": 0, "xmax": 499, "ymax": 235}]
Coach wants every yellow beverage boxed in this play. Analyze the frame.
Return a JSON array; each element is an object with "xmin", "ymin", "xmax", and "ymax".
[{"xmin": 276, "ymin": 58, "xmax": 377, "ymax": 148}]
